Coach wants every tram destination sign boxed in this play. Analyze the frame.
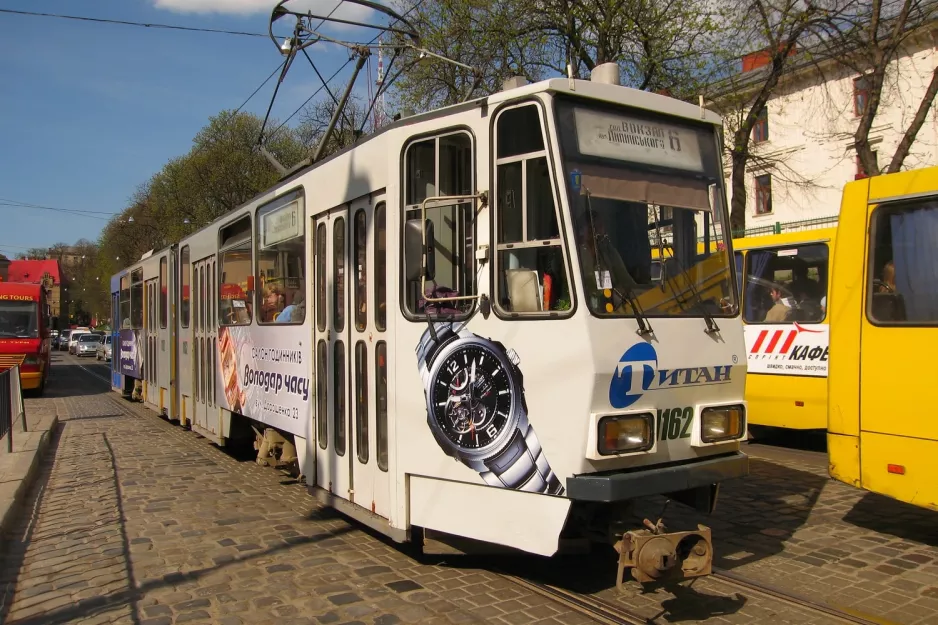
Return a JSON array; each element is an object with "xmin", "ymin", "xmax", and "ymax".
[
  {"xmin": 261, "ymin": 200, "xmax": 302, "ymax": 248},
  {"xmin": 574, "ymin": 108, "xmax": 704, "ymax": 173}
]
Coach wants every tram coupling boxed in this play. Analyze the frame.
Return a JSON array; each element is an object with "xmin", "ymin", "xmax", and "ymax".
[{"xmin": 613, "ymin": 516, "xmax": 713, "ymax": 587}]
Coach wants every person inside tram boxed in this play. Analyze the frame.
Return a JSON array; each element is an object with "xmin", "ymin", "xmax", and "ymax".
[
  {"xmin": 763, "ymin": 285, "xmax": 791, "ymax": 322},
  {"xmin": 261, "ymin": 285, "xmax": 285, "ymax": 322},
  {"xmin": 276, "ymin": 295, "xmax": 304, "ymax": 323}
]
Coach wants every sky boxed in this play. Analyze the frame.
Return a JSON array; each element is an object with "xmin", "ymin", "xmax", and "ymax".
[{"xmin": 0, "ymin": 0, "xmax": 396, "ymax": 257}]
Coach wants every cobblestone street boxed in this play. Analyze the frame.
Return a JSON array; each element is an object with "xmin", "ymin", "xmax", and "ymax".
[{"xmin": 1, "ymin": 356, "xmax": 937, "ymax": 625}]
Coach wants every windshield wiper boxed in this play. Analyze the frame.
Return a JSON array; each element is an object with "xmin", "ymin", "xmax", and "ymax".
[
  {"xmin": 585, "ymin": 193, "xmax": 653, "ymax": 336},
  {"xmin": 662, "ymin": 244, "xmax": 720, "ymax": 334}
]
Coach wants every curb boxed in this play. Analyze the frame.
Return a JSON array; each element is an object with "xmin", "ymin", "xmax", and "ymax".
[{"xmin": 0, "ymin": 414, "xmax": 59, "ymax": 539}]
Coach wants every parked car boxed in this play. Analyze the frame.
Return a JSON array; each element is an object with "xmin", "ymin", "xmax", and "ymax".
[
  {"xmin": 96, "ymin": 335, "xmax": 112, "ymax": 362},
  {"xmin": 75, "ymin": 333, "xmax": 101, "ymax": 358},
  {"xmin": 57, "ymin": 330, "xmax": 71, "ymax": 351}
]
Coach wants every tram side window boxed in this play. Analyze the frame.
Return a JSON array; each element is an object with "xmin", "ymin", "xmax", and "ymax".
[
  {"xmin": 743, "ymin": 244, "xmax": 827, "ymax": 324},
  {"xmin": 354, "ymin": 209, "xmax": 367, "ymax": 331},
  {"xmin": 868, "ymin": 198, "xmax": 938, "ymax": 324},
  {"xmin": 316, "ymin": 223, "xmax": 327, "ymax": 332},
  {"xmin": 495, "ymin": 103, "xmax": 572, "ymax": 315},
  {"xmin": 375, "ymin": 203, "xmax": 387, "ymax": 331},
  {"xmin": 256, "ymin": 191, "xmax": 305, "ymax": 324},
  {"xmin": 219, "ymin": 217, "xmax": 253, "ymax": 326},
  {"xmin": 130, "ymin": 268, "xmax": 143, "ymax": 329},
  {"xmin": 159, "ymin": 257, "xmax": 168, "ymax": 329},
  {"xmin": 180, "ymin": 247, "xmax": 190, "ymax": 328},
  {"xmin": 120, "ymin": 275, "xmax": 131, "ymax": 329},
  {"xmin": 402, "ymin": 132, "xmax": 476, "ymax": 316}
]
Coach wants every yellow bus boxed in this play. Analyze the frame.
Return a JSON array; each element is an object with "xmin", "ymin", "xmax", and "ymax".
[
  {"xmin": 828, "ymin": 165, "xmax": 938, "ymax": 511},
  {"xmin": 733, "ymin": 227, "xmax": 836, "ymax": 431}
]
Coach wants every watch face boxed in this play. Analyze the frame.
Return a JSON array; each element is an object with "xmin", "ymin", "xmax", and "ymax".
[{"xmin": 430, "ymin": 343, "xmax": 513, "ymax": 450}]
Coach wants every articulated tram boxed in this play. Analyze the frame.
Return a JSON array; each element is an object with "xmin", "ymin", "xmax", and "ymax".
[{"xmin": 109, "ymin": 65, "xmax": 749, "ymax": 586}]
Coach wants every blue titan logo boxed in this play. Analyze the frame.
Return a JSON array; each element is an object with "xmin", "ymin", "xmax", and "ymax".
[{"xmin": 609, "ymin": 343, "xmax": 733, "ymax": 409}]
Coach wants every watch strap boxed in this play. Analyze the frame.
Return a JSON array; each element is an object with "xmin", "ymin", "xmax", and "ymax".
[
  {"xmin": 480, "ymin": 421, "xmax": 565, "ymax": 496},
  {"xmin": 416, "ymin": 321, "xmax": 472, "ymax": 388}
]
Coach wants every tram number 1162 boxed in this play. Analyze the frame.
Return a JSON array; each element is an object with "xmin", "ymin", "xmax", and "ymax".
[{"xmin": 657, "ymin": 407, "xmax": 693, "ymax": 441}]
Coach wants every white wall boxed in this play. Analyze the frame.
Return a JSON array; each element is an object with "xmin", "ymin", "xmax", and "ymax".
[{"xmin": 721, "ymin": 33, "xmax": 938, "ymax": 232}]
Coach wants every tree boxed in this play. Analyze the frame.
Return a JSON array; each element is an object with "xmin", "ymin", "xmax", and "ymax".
[
  {"xmin": 15, "ymin": 247, "xmax": 50, "ymax": 260},
  {"xmin": 390, "ymin": 0, "xmax": 722, "ymax": 111},
  {"xmin": 814, "ymin": 0, "xmax": 938, "ymax": 175},
  {"xmin": 297, "ymin": 95, "xmax": 370, "ymax": 158},
  {"xmin": 707, "ymin": 0, "xmax": 855, "ymax": 234}
]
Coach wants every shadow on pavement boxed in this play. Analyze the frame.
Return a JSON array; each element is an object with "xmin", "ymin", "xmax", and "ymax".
[{"xmin": 843, "ymin": 491, "xmax": 938, "ymax": 546}]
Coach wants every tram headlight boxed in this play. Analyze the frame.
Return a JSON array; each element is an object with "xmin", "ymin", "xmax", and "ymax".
[
  {"xmin": 598, "ymin": 413, "xmax": 654, "ymax": 455},
  {"xmin": 700, "ymin": 405, "xmax": 745, "ymax": 443}
]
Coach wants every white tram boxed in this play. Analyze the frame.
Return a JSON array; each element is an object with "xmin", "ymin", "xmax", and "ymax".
[{"xmin": 109, "ymin": 65, "xmax": 749, "ymax": 585}]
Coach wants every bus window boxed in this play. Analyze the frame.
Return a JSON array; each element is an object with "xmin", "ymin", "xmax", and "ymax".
[
  {"xmin": 256, "ymin": 190, "xmax": 305, "ymax": 324},
  {"xmin": 402, "ymin": 131, "xmax": 475, "ymax": 316},
  {"xmin": 743, "ymin": 244, "xmax": 827, "ymax": 324},
  {"xmin": 868, "ymin": 198, "xmax": 938, "ymax": 324},
  {"xmin": 130, "ymin": 268, "xmax": 143, "ymax": 329},
  {"xmin": 494, "ymin": 103, "xmax": 572, "ymax": 315}
]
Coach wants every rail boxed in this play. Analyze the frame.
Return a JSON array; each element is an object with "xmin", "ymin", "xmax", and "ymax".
[{"xmin": 0, "ymin": 364, "xmax": 27, "ymax": 453}]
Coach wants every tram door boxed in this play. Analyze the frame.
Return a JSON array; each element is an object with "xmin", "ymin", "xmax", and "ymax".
[
  {"xmin": 144, "ymin": 277, "xmax": 159, "ymax": 410},
  {"xmin": 192, "ymin": 256, "xmax": 218, "ymax": 436},
  {"xmin": 348, "ymin": 197, "xmax": 390, "ymax": 518},
  {"xmin": 314, "ymin": 209, "xmax": 352, "ymax": 501}
]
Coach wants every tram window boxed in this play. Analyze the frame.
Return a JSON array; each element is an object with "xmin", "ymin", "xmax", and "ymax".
[
  {"xmin": 159, "ymin": 257, "xmax": 168, "ymax": 329},
  {"xmin": 219, "ymin": 217, "xmax": 253, "ymax": 326},
  {"xmin": 354, "ymin": 210, "xmax": 367, "ymax": 331},
  {"xmin": 120, "ymin": 275, "xmax": 131, "ymax": 329},
  {"xmin": 734, "ymin": 252, "xmax": 743, "ymax": 300},
  {"xmin": 334, "ymin": 217, "xmax": 346, "ymax": 332},
  {"xmin": 743, "ymin": 244, "xmax": 828, "ymax": 324},
  {"xmin": 317, "ymin": 340, "xmax": 328, "ymax": 449},
  {"xmin": 180, "ymin": 247, "xmax": 190, "ymax": 328},
  {"xmin": 316, "ymin": 223, "xmax": 327, "ymax": 332},
  {"xmin": 130, "ymin": 268, "xmax": 143, "ymax": 329},
  {"xmin": 868, "ymin": 198, "xmax": 938, "ymax": 324},
  {"xmin": 334, "ymin": 340, "xmax": 346, "ymax": 455},
  {"xmin": 402, "ymin": 131, "xmax": 476, "ymax": 316},
  {"xmin": 494, "ymin": 104, "xmax": 571, "ymax": 315},
  {"xmin": 376, "ymin": 341, "xmax": 388, "ymax": 471},
  {"xmin": 375, "ymin": 203, "xmax": 387, "ymax": 331},
  {"xmin": 256, "ymin": 192, "xmax": 305, "ymax": 324},
  {"xmin": 355, "ymin": 341, "xmax": 369, "ymax": 464}
]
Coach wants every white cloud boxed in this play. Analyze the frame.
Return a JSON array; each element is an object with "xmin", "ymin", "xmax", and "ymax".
[{"xmin": 152, "ymin": 0, "xmax": 378, "ymax": 24}]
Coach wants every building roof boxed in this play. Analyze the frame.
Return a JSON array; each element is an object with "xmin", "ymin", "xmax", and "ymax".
[{"xmin": 8, "ymin": 260, "xmax": 62, "ymax": 284}]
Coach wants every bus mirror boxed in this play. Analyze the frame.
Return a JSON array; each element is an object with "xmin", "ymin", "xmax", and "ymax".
[{"xmin": 404, "ymin": 219, "xmax": 436, "ymax": 282}]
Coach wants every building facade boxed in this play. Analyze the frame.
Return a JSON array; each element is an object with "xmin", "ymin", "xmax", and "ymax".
[{"xmin": 711, "ymin": 25, "xmax": 938, "ymax": 235}]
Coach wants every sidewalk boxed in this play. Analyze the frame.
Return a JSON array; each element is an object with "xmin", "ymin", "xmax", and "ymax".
[{"xmin": 0, "ymin": 396, "xmax": 60, "ymax": 539}]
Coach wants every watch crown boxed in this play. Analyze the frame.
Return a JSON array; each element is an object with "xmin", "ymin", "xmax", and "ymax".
[{"xmin": 506, "ymin": 348, "xmax": 520, "ymax": 366}]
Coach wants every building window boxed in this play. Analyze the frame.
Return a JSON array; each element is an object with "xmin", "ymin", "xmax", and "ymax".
[
  {"xmin": 855, "ymin": 152, "xmax": 878, "ymax": 179},
  {"xmin": 256, "ymin": 190, "xmax": 305, "ymax": 324},
  {"xmin": 854, "ymin": 75, "xmax": 871, "ymax": 117},
  {"xmin": 755, "ymin": 174, "xmax": 772, "ymax": 215},
  {"xmin": 752, "ymin": 107, "xmax": 768, "ymax": 143}
]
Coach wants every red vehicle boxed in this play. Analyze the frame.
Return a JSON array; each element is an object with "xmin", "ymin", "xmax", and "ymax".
[{"xmin": 0, "ymin": 283, "xmax": 51, "ymax": 395}]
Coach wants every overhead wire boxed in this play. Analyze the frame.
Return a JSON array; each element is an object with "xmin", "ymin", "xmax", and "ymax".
[
  {"xmin": 0, "ymin": 199, "xmax": 116, "ymax": 220},
  {"xmin": 268, "ymin": 0, "xmax": 427, "ymax": 136}
]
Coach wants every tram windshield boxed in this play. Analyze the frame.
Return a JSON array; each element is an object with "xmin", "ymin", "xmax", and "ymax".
[{"xmin": 555, "ymin": 98, "xmax": 737, "ymax": 318}]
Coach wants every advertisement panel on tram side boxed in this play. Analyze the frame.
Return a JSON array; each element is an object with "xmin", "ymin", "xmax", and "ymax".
[{"xmin": 216, "ymin": 325, "xmax": 310, "ymax": 437}]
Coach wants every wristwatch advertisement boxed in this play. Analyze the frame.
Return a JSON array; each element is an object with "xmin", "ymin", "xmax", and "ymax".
[{"xmin": 416, "ymin": 322, "xmax": 565, "ymax": 495}]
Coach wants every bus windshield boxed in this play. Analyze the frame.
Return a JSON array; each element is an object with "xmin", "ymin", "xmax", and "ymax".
[
  {"xmin": 0, "ymin": 301, "xmax": 38, "ymax": 338},
  {"xmin": 555, "ymin": 98, "xmax": 737, "ymax": 319}
]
